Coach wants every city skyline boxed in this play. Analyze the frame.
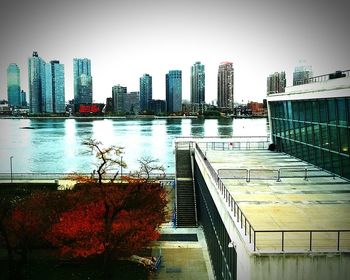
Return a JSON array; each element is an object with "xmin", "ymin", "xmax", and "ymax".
[{"xmin": 0, "ymin": 0, "xmax": 349, "ymax": 104}]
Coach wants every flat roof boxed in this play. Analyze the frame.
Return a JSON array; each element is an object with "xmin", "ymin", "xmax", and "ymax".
[{"xmin": 197, "ymin": 146, "xmax": 350, "ymax": 252}]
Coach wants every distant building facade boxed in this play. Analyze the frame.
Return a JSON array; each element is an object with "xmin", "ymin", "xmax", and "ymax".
[
  {"xmin": 149, "ymin": 99, "xmax": 166, "ymax": 115},
  {"xmin": 7, "ymin": 63, "xmax": 21, "ymax": 107},
  {"xmin": 124, "ymin": 91, "xmax": 140, "ymax": 114},
  {"xmin": 267, "ymin": 71, "xmax": 286, "ymax": 94},
  {"xmin": 73, "ymin": 58, "xmax": 92, "ymax": 111},
  {"xmin": 112, "ymin": 85, "xmax": 127, "ymax": 113},
  {"xmin": 293, "ymin": 62, "xmax": 313, "ymax": 85},
  {"xmin": 217, "ymin": 62, "xmax": 234, "ymax": 111},
  {"xmin": 166, "ymin": 70, "xmax": 182, "ymax": 113},
  {"xmin": 191, "ymin": 62, "xmax": 205, "ymax": 112},
  {"xmin": 140, "ymin": 74, "xmax": 152, "ymax": 112}
]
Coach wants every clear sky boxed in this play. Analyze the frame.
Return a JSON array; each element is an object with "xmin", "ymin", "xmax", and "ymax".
[{"xmin": 0, "ymin": 0, "xmax": 349, "ymax": 104}]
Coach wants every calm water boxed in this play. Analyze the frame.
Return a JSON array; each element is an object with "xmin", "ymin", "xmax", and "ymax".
[{"xmin": 0, "ymin": 118, "xmax": 268, "ymax": 174}]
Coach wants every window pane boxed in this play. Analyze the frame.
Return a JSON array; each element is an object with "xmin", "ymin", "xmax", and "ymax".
[
  {"xmin": 319, "ymin": 99, "xmax": 327, "ymax": 123},
  {"xmin": 329, "ymin": 126, "xmax": 339, "ymax": 152},
  {"xmin": 339, "ymin": 127, "xmax": 349, "ymax": 155},
  {"xmin": 337, "ymin": 98, "xmax": 347, "ymax": 126},
  {"xmin": 328, "ymin": 99, "xmax": 336, "ymax": 124},
  {"xmin": 312, "ymin": 100, "xmax": 319, "ymax": 122},
  {"xmin": 305, "ymin": 101, "xmax": 312, "ymax": 121}
]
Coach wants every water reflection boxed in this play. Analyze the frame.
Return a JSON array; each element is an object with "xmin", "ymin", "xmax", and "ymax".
[{"xmin": 0, "ymin": 118, "xmax": 267, "ymax": 173}]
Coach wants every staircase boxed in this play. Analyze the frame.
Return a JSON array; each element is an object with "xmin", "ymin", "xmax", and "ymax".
[{"xmin": 175, "ymin": 148, "xmax": 198, "ymax": 228}]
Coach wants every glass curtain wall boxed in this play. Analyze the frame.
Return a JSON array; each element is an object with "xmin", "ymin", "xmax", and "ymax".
[{"xmin": 270, "ymin": 97, "xmax": 350, "ymax": 179}]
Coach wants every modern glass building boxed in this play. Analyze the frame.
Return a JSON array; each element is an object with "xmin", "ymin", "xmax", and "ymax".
[
  {"xmin": 166, "ymin": 70, "xmax": 182, "ymax": 113},
  {"xmin": 7, "ymin": 63, "xmax": 21, "ymax": 107},
  {"xmin": 191, "ymin": 61, "xmax": 205, "ymax": 111},
  {"xmin": 139, "ymin": 73, "xmax": 152, "ymax": 112},
  {"xmin": 268, "ymin": 69, "xmax": 350, "ymax": 180},
  {"xmin": 73, "ymin": 58, "xmax": 92, "ymax": 110},
  {"xmin": 28, "ymin": 51, "xmax": 45, "ymax": 113},
  {"xmin": 41, "ymin": 62, "xmax": 53, "ymax": 113},
  {"xmin": 51, "ymin": 60, "xmax": 65, "ymax": 113},
  {"xmin": 217, "ymin": 62, "xmax": 234, "ymax": 111}
]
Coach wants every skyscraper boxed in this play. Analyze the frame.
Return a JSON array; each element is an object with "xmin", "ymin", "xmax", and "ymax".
[
  {"xmin": 28, "ymin": 51, "xmax": 45, "ymax": 113},
  {"xmin": 217, "ymin": 62, "xmax": 234, "ymax": 111},
  {"xmin": 73, "ymin": 58, "xmax": 92, "ymax": 110},
  {"xmin": 166, "ymin": 70, "xmax": 182, "ymax": 113},
  {"xmin": 41, "ymin": 62, "xmax": 53, "ymax": 113},
  {"xmin": 7, "ymin": 63, "xmax": 21, "ymax": 107},
  {"xmin": 191, "ymin": 61, "xmax": 205, "ymax": 110},
  {"xmin": 112, "ymin": 85, "xmax": 127, "ymax": 114},
  {"xmin": 51, "ymin": 60, "xmax": 65, "ymax": 113},
  {"xmin": 267, "ymin": 71, "xmax": 286, "ymax": 94},
  {"xmin": 140, "ymin": 74, "xmax": 152, "ymax": 112}
]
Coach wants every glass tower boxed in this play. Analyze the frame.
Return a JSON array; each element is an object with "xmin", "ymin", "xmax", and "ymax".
[
  {"xmin": 166, "ymin": 70, "xmax": 182, "ymax": 113},
  {"xmin": 73, "ymin": 58, "xmax": 92, "ymax": 110},
  {"xmin": 268, "ymin": 70, "xmax": 350, "ymax": 180},
  {"xmin": 51, "ymin": 60, "xmax": 65, "ymax": 113},
  {"xmin": 28, "ymin": 51, "xmax": 45, "ymax": 113},
  {"xmin": 7, "ymin": 63, "xmax": 21, "ymax": 107},
  {"xmin": 140, "ymin": 74, "xmax": 152, "ymax": 112},
  {"xmin": 217, "ymin": 62, "xmax": 234, "ymax": 111},
  {"xmin": 191, "ymin": 61, "xmax": 205, "ymax": 108}
]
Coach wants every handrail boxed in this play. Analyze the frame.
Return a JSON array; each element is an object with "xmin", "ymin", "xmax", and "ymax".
[
  {"xmin": 194, "ymin": 142, "xmax": 350, "ymax": 252},
  {"xmin": 0, "ymin": 172, "xmax": 176, "ymax": 181}
]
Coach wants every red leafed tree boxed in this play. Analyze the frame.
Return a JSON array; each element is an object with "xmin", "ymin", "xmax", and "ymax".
[{"xmin": 46, "ymin": 181, "xmax": 168, "ymax": 277}]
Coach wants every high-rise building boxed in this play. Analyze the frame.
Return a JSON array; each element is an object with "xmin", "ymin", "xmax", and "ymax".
[
  {"xmin": 217, "ymin": 62, "xmax": 234, "ymax": 111},
  {"xmin": 166, "ymin": 70, "xmax": 182, "ymax": 113},
  {"xmin": 73, "ymin": 58, "xmax": 92, "ymax": 110},
  {"xmin": 51, "ymin": 60, "xmax": 65, "ymax": 113},
  {"xmin": 267, "ymin": 71, "xmax": 286, "ymax": 94},
  {"xmin": 191, "ymin": 61, "xmax": 205, "ymax": 111},
  {"xmin": 140, "ymin": 74, "xmax": 152, "ymax": 112},
  {"xmin": 293, "ymin": 61, "xmax": 313, "ymax": 85},
  {"xmin": 41, "ymin": 62, "xmax": 53, "ymax": 113},
  {"xmin": 28, "ymin": 51, "xmax": 45, "ymax": 113},
  {"xmin": 112, "ymin": 85, "xmax": 127, "ymax": 114},
  {"xmin": 7, "ymin": 63, "xmax": 21, "ymax": 107}
]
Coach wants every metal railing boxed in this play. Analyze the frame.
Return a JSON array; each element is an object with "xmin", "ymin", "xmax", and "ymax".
[
  {"xmin": 194, "ymin": 142, "xmax": 350, "ymax": 252},
  {"xmin": 0, "ymin": 172, "xmax": 175, "ymax": 181},
  {"xmin": 294, "ymin": 69, "xmax": 350, "ymax": 86},
  {"xmin": 217, "ymin": 167, "xmax": 335, "ymax": 182}
]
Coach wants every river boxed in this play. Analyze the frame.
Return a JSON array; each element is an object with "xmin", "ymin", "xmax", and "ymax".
[{"xmin": 0, "ymin": 117, "xmax": 268, "ymax": 174}]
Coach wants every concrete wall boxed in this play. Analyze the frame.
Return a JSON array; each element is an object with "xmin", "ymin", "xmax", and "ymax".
[{"xmin": 251, "ymin": 253, "xmax": 350, "ymax": 280}]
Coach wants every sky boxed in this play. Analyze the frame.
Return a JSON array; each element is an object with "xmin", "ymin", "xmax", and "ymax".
[{"xmin": 0, "ymin": 0, "xmax": 349, "ymax": 104}]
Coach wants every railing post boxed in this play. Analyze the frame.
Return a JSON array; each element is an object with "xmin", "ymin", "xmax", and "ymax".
[
  {"xmin": 304, "ymin": 168, "xmax": 308, "ymax": 181},
  {"xmin": 309, "ymin": 231, "xmax": 312, "ymax": 251},
  {"xmin": 249, "ymin": 225, "xmax": 251, "ymax": 243},
  {"xmin": 254, "ymin": 231, "xmax": 256, "ymax": 251},
  {"xmin": 281, "ymin": 231, "xmax": 284, "ymax": 251},
  {"xmin": 245, "ymin": 218, "xmax": 247, "ymax": 235},
  {"xmin": 277, "ymin": 168, "xmax": 281, "ymax": 182},
  {"xmin": 247, "ymin": 169, "xmax": 250, "ymax": 182},
  {"xmin": 337, "ymin": 231, "xmax": 340, "ymax": 251}
]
